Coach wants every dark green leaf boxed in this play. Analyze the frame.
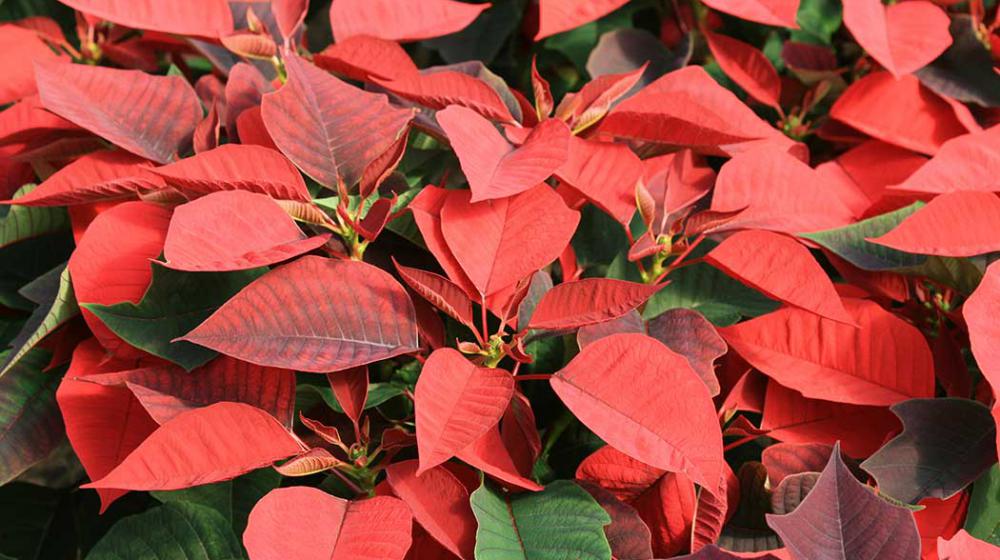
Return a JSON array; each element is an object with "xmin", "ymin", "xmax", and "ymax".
[
  {"xmin": 965, "ymin": 465, "xmax": 1000, "ymax": 545},
  {"xmin": 794, "ymin": 0, "xmax": 842, "ymax": 45},
  {"xmin": 799, "ymin": 203, "xmax": 927, "ymax": 271},
  {"xmin": 84, "ymin": 264, "xmax": 265, "ymax": 370},
  {"xmin": 0, "ymin": 483, "xmax": 65, "ymax": 560},
  {"xmin": 0, "ymin": 263, "xmax": 79, "ymax": 378},
  {"xmin": 0, "ymin": 232, "xmax": 74, "ymax": 311},
  {"xmin": 296, "ymin": 382, "xmax": 405, "ymax": 414},
  {"xmin": 0, "ymin": 349, "xmax": 63, "ymax": 485},
  {"xmin": 424, "ymin": 0, "xmax": 520, "ymax": 64},
  {"xmin": 86, "ymin": 502, "xmax": 243, "ymax": 560},
  {"xmin": 0, "ymin": 185, "xmax": 69, "ymax": 250},
  {"xmin": 151, "ymin": 468, "xmax": 280, "ymax": 538},
  {"xmin": 471, "ymin": 479, "xmax": 612, "ymax": 560},
  {"xmin": 642, "ymin": 262, "xmax": 778, "ymax": 326}
]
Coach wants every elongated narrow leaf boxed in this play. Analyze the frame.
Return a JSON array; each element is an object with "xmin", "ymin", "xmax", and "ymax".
[
  {"xmin": 535, "ymin": 0, "xmax": 630, "ymax": 40},
  {"xmin": 394, "ymin": 259, "xmax": 475, "ymax": 329},
  {"xmin": 471, "ymin": 480, "xmax": 612, "ymax": 559},
  {"xmin": 861, "ymin": 398, "xmax": 997, "ymax": 504},
  {"xmin": 841, "ymin": 0, "xmax": 951, "ymax": 77},
  {"xmin": 891, "ymin": 126, "xmax": 1000, "ymax": 195},
  {"xmin": 437, "ymin": 106, "xmax": 569, "ymax": 201},
  {"xmin": 372, "ymin": 70, "xmax": 515, "ymax": 124},
  {"xmin": 701, "ymin": 0, "xmax": 800, "ymax": 28},
  {"xmin": 86, "ymin": 264, "xmax": 264, "ymax": 370},
  {"xmin": 83, "ymin": 357, "xmax": 296, "ymax": 428},
  {"xmin": 440, "ymin": 185, "xmax": 580, "ymax": 296},
  {"xmin": 58, "ymin": 0, "xmax": 233, "ymax": 37},
  {"xmin": 766, "ymin": 443, "xmax": 921, "ymax": 560},
  {"xmin": 704, "ymin": 31, "xmax": 781, "ymax": 109},
  {"xmin": 152, "ymin": 144, "xmax": 311, "ymax": 202},
  {"xmin": 722, "ymin": 299, "xmax": 934, "ymax": 406},
  {"xmin": 386, "ymin": 460, "xmax": 477, "ymax": 560},
  {"xmin": 327, "ymin": 366, "xmax": 368, "ymax": 429},
  {"xmin": 163, "ymin": 191, "xmax": 328, "ymax": 271},
  {"xmin": 330, "ymin": 0, "xmax": 489, "ymax": 42},
  {"xmin": 244, "ymin": 487, "xmax": 413, "ymax": 560},
  {"xmin": 870, "ymin": 191, "xmax": 1000, "ymax": 257},
  {"xmin": 261, "ymin": 53, "xmax": 414, "ymax": 187},
  {"xmin": 555, "ymin": 135, "xmax": 642, "ymax": 225},
  {"xmin": 0, "ymin": 264, "xmax": 78, "ymax": 377},
  {"xmin": 6, "ymin": 151, "xmax": 164, "ymax": 207},
  {"xmin": 800, "ymin": 203, "xmax": 927, "ymax": 270},
  {"xmin": 0, "ymin": 349, "xmax": 62, "ymax": 485},
  {"xmin": 87, "ymin": 502, "xmax": 242, "ymax": 560},
  {"xmin": 183, "ymin": 256, "xmax": 419, "ymax": 372},
  {"xmin": 706, "ymin": 230, "xmax": 852, "ymax": 324},
  {"xmin": 84, "ymin": 402, "xmax": 301, "ymax": 492},
  {"xmin": 528, "ymin": 278, "xmax": 661, "ymax": 330},
  {"xmin": 415, "ymin": 348, "xmax": 514, "ymax": 473},
  {"xmin": 0, "ymin": 184, "xmax": 68, "ymax": 249},
  {"xmin": 34, "ymin": 59, "xmax": 201, "ymax": 164},
  {"xmin": 552, "ymin": 333, "xmax": 723, "ymax": 490}
]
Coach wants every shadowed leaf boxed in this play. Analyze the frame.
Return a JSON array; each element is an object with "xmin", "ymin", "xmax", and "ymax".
[{"xmin": 87, "ymin": 502, "xmax": 242, "ymax": 560}]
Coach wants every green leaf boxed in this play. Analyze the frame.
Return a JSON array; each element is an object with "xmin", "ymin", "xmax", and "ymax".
[
  {"xmin": 0, "ymin": 263, "xmax": 79, "ymax": 378},
  {"xmin": 151, "ymin": 468, "xmax": 280, "ymax": 538},
  {"xmin": 470, "ymin": 479, "xmax": 612, "ymax": 560},
  {"xmin": 0, "ymin": 185, "xmax": 70, "ymax": 250},
  {"xmin": 424, "ymin": 0, "xmax": 521, "ymax": 64},
  {"xmin": 799, "ymin": 203, "xmax": 927, "ymax": 271},
  {"xmin": 84, "ymin": 264, "xmax": 265, "ymax": 370},
  {"xmin": 0, "ymin": 349, "xmax": 63, "ymax": 485},
  {"xmin": 296, "ymin": 382, "xmax": 405, "ymax": 414},
  {"xmin": 0, "ymin": 226, "xmax": 73, "ymax": 311},
  {"xmin": 965, "ymin": 465, "xmax": 1000, "ymax": 545},
  {"xmin": 86, "ymin": 502, "xmax": 243, "ymax": 560},
  {"xmin": 641, "ymin": 262, "xmax": 778, "ymax": 326},
  {"xmin": 0, "ymin": 483, "xmax": 66, "ymax": 560},
  {"xmin": 794, "ymin": 0, "xmax": 842, "ymax": 45},
  {"xmin": 897, "ymin": 256, "xmax": 984, "ymax": 296}
]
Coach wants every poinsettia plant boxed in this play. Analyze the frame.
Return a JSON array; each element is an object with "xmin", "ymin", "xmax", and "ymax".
[{"xmin": 1, "ymin": 0, "xmax": 999, "ymax": 558}]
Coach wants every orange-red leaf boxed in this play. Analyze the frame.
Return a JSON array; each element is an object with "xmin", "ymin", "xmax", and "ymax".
[
  {"xmin": 84, "ymin": 402, "xmax": 301, "ymax": 491},
  {"xmin": 34, "ymin": 59, "xmax": 202, "ymax": 164},
  {"xmin": 722, "ymin": 300, "xmax": 935, "ymax": 406},
  {"xmin": 244, "ymin": 487, "xmax": 413, "ymax": 560},
  {"xmin": 7, "ymin": 151, "xmax": 163, "ymax": 207},
  {"xmin": 182, "ymin": 256, "xmax": 419, "ymax": 372},
  {"xmin": 415, "ymin": 348, "xmax": 514, "ymax": 473},
  {"xmin": 555, "ymin": 135, "xmax": 641, "ymax": 226},
  {"xmin": 0, "ymin": 25, "xmax": 63, "ymax": 104},
  {"xmin": 890, "ymin": 126, "xmax": 1000, "ymax": 194},
  {"xmin": 964, "ymin": 261, "xmax": 1000, "ymax": 459},
  {"xmin": 704, "ymin": 31, "xmax": 781, "ymax": 109},
  {"xmin": 372, "ymin": 70, "xmax": 516, "ymax": 123},
  {"xmin": 329, "ymin": 0, "xmax": 489, "ymax": 42},
  {"xmin": 314, "ymin": 36, "xmax": 418, "ymax": 82},
  {"xmin": 528, "ymin": 278, "xmax": 662, "ymax": 330},
  {"xmin": 394, "ymin": 260, "xmax": 476, "ymax": 329},
  {"xmin": 869, "ymin": 191, "xmax": 1000, "ymax": 257},
  {"xmin": 535, "ymin": 0, "xmax": 630, "ymax": 40}
]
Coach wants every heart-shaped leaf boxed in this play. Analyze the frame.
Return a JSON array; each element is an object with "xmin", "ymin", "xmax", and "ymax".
[{"xmin": 842, "ymin": 0, "xmax": 951, "ymax": 77}]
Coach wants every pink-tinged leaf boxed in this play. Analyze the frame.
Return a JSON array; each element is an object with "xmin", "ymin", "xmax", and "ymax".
[
  {"xmin": 555, "ymin": 135, "xmax": 641, "ymax": 225},
  {"xmin": 706, "ymin": 230, "xmax": 853, "ymax": 324},
  {"xmin": 327, "ymin": 366, "xmax": 368, "ymax": 429},
  {"xmin": 646, "ymin": 308, "xmax": 727, "ymax": 397},
  {"xmin": 712, "ymin": 150, "xmax": 856, "ymax": 233},
  {"xmin": 964, "ymin": 261, "xmax": 1000, "ymax": 459},
  {"xmin": 162, "ymin": 190, "xmax": 328, "ymax": 271},
  {"xmin": 455, "ymin": 424, "xmax": 543, "ymax": 491},
  {"xmin": 0, "ymin": 95, "xmax": 81, "ymax": 148},
  {"xmin": 676, "ymin": 545, "xmax": 789, "ymax": 559},
  {"xmin": 576, "ymin": 309, "xmax": 644, "ymax": 348},
  {"xmin": 34, "ymin": 59, "xmax": 201, "ymax": 164},
  {"xmin": 701, "ymin": 0, "xmax": 800, "ymax": 28},
  {"xmin": 7, "ymin": 151, "xmax": 163, "ymax": 207},
  {"xmin": 761, "ymin": 381, "xmax": 901, "ymax": 457},
  {"xmin": 244, "ymin": 487, "xmax": 413, "ymax": 560},
  {"xmin": 535, "ymin": 0, "xmax": 630, "ymax": 40},
  {"xmin": 440, "ymin": 185, "xmax": 580, "ymax": 296},
  {"xmin": 329, "ymin": 0, "xmax": 489, "ymax": 42},
  {"xmin": 69, "ymin": 201, "xmax": 172, "ymax": 356},
  {"xmin": 394, "ymin": 260, "xmax": 476, "ymax": 329},
  {"xmin": 409, "ymin": 186, "xmax": 479, "ymax": 298},
  {"xmin": 415, "ymin": 348, "xmax": 514, "ymax": 473},
  {"xmin": 842, "ymin": 0, "xmax": 952, "ymax": 77},
  {"xmin": 314, "ymin": 36, "xmax": 418, "ymax": 82},
  {"xmin": 272, "ymin": 0, "xmax": 307, "ymax": 39},
  {"xmin": 0, "ymin": 24, "xmax": 63, "ymax": 105},
  {"xmin": 830, "ymin": 72, "xmax": 970, "ymax": 156},
  {"xmin": 554, "ymin": 65, "xmax": 646, "ymax": 133},
  {"xmin": 59, "ymin": 0, "xmax": 233, "ymax": 36},
  {"xmin": 437, "ymin": 107, "xmax": 569, "ymax": 201},
  {"xmin": 722, "ymin": 299, "xmax": 934, "ymax": 406},
  {"xmin": 577, "ymin": 445, "xmax": 697, "ymax": 557},
  {"xmin": 500, "ymin": 392, "xmax": 541, "ymax": 477},
  {"xmin": 938, "ymin": 530, "xmax": 1000, "ymax": 559},
  {"xmin": 57, "ymin": 339, "xmax": 160, "ymax": 510},
  {"xmin": 766, "ymin": 443, "xmax": 921, "ymax": 560},
  {"xmin": 553, "ymin": 333, "xmax": 724, "ymax": 491},
  {"xmin": 890, "ymin": 126, "xmax": 1000, "ymax": 195},
  {"xmin": 224, "ymin": 63, "xmax": 273, "ymax": 136},
  {"xmin": 704, "ymin": 31, "xmax": 781, "ymax": 109},
  {"xmin": 599, "ymin": 66, "xmax": 788, "ymax": 152},
  {"xmin": 869, "ymin": 191, "xmax": 1000, "ymax": 257},
  {"xmin": 275, "ymin": 447, "xmax": 344, "ymax": 477},
  {"xmin": 577, "ymin": 481, "xmax": 655, "ymax": 560},
  {"xmin": 152, "ymin": 144, "xmax": 311, "ymax": 202},
  {"xmin": 82, "ymin": 357, "xmax": 295, "ymax": 428},
  {"xmin": 835, "ymin": 140, "xmax": 928, "ymax": 209},
  {"xmin": 385, "ymin": 460, "xmax": 477, "ymax": 560},
  {"xmin": 182, "ymin": 256, "xmax": 419, "ymax": 373},
  {"xmin": 261, "ymin": 53, "xmax": 414, "ymax": 187},
  {"xmin": 531, "ymin": 57, "xmax": 554, "ymax": 119},
  {"xmin": 761, "ymin": 443, "xmax": 835, "ymax": 485},
  {"xmin": 528, "ymin": 278, "xmax": 661, "ymax": 330},
  {"xmin": 84, "ymin": 402, "xmax": 299, "ymax": 493},
  {"xmin": 372, "ymin": 71, "xmax": 515, "ymax": 124}
]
